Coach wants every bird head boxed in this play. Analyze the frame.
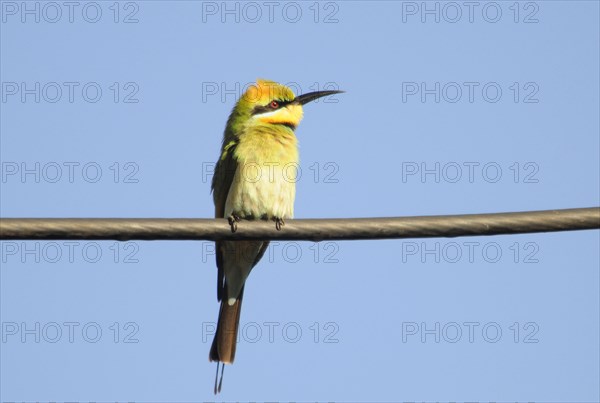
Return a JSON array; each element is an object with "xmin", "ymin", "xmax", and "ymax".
[{"xmin": 227, "ymin": 79, "xmax": 343, "ymax": 133}]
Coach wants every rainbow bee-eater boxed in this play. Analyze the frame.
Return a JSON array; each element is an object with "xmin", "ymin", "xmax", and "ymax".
[{"xmin": 210, "ymin": 79, "xmax": 342, "ymax": 393}]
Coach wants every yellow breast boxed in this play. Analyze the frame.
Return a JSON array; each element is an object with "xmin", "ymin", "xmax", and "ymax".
[{"xmin": 225, "ymin": 128, "xmax": 299, "ymax": 219}]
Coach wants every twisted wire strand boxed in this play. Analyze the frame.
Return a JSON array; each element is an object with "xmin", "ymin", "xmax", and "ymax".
[{"xmin": 1, "ymin": 207, "xmax": 598, "ymax": 242}]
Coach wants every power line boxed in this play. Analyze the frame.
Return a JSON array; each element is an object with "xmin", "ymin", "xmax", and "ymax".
[{"xmin": 0, "ymin": 207, "xmax": 598, "ymax": 241}]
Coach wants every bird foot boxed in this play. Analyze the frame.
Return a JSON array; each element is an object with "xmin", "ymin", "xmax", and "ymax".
[
  {"xmin": 227, "ymin": 213, "xmax": 241, "ymax": 233},
  {"xmin": 273, "ymin": 217, "xmax": 285, "ymax": 231}
]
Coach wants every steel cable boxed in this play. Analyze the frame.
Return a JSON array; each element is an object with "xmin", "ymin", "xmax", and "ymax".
[{"xmin": 1, "ymin": 207, "xmax": 598, "ymax": 241}]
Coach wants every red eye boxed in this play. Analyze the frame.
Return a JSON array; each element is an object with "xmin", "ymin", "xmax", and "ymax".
[{"xmin": 270, "ymin": 101, "xmax": 279, "ymax": 109}]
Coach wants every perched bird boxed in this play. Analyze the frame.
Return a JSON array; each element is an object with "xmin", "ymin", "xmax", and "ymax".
[{"xmin": 210, "ymin": 79, "xmax": 342, "ymax": 393}]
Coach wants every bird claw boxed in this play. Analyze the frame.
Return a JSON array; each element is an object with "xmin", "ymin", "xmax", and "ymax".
[
  {"xmin": 228, "ymin": 214, "xmax": 241, "ymax": 233},
  {"xmin": 274, "ymin": 217, "xmax": 285, "ymax": 231}
]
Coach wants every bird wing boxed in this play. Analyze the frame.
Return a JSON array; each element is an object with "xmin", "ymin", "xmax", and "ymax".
[
  {"xmin": 212, "ymin": 143, "xmax": 238, "ymax": 302},
  {"xmin": 211, "ymin": 142, "xmax": 271, "ymax": 301},
  {"xmin": 212, "ymin": 142, "xmax": 237, "ymax": 219}
]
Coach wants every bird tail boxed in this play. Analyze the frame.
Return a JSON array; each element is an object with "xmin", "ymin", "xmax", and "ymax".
[
  {"xmin": 209, "ymin": 288, "xmax": 244, "ymax": 363},
  {"xmin": 209, "ymin": 287, "xmax": 244, "ymax": 394}
]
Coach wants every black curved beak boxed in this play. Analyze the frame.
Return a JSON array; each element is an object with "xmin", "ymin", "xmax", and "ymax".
[{"xmin": 293, "ymin": 90, "xmax": 344, "ymax": 105}]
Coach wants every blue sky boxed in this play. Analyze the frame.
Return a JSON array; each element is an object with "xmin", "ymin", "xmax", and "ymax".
[{"xmin": 1, "ymin": 1, "xmax": 599, "ymax": 401}]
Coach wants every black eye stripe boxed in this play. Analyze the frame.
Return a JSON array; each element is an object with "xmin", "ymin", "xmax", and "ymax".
[{"xmin": 251, "ymin": 99, "xmax": 290, "ymax": 115}]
